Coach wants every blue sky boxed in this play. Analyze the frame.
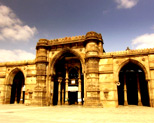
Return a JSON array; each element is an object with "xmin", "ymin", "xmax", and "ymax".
[{"xmin": 0, "ymin": 0, "xmax": 154, "ymax": 62}]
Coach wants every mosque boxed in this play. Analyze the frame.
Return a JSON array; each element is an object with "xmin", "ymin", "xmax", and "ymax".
[{"xmin": 0, "ymin": 31, "xmax": 154, "ymax": 107}]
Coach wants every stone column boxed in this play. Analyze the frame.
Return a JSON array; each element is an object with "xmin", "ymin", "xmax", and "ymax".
[
  {"xmin": 85, "ymin": 31, "xmax": 102, "ymax": 107},
  {"xmin": 78, "ymin": 70, "xmax": 82, "ymax": 105},
  {"xmin": 124, "ymin": 73, "xmax": 128, "ymax": 106},
  {"xmin": 65, "ymin": 69, "xmax": 69, "ymax": 105},
  {"xmin": 20, "ymin": 86, "xmax": 24, "ymax": 104},
  {"xmin": 65, "ymin": 79, "xmax": 69, "ymax": 105},
  {"xmin": 78, "ymin": 79, "xmax": 82, "ymax": 105},
  {"xmin": 34, "ymin": 39, "xmax": 48, "ymax": 106},
  {"xmin": 62, "ymin": 86, "xmax": 65, "ymax": 105},
  {"xmin": 137, "ymin": 73, "xmax": 142, "ymax": 106},
  {"xmin": 58, "ymin": 77, "xmax": 62, "ymax": 105},
  {"xmin": 15, "ymin": 88, "xmax": 17, "ymax": 104}
]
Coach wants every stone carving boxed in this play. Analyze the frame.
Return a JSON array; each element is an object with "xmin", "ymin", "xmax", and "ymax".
[{"xmin": 0, "ymin": 31, "xmax": 154, "ymax": 108}]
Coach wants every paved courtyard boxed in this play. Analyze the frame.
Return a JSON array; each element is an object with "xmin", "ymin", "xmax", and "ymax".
[{"xmin": 0, "ymin": 104, "xmax": 154, "ymax": 123}]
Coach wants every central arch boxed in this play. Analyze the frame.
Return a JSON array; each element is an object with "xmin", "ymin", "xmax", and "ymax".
[
  {"xmin": 117, "ymin": 62, "xmax": 150, "ymax": 106},
  {"xmin": 51, "ymin": 49, "xmax": 84, "ymax": 105}
]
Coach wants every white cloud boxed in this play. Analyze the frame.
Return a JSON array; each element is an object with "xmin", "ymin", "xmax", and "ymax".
[
  {"xmin": 115, "ymin": 0, "xmax": 139, "ymax": 9},
  {"xmin": 131, "ymin": 33, "xmax": 154, "ymax": 49},
  {"xmin": 0, "ymin": 49, "xmax": 35, "ymax": 62},
  {"xmin": 0, "ymin": 4, "xmax": 37, "ymax": 42}
]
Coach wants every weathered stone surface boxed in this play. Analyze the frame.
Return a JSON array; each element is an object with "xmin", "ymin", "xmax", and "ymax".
[{"xmin": 0, "ymin": 31, "xmax": 154, "ymax": 108}]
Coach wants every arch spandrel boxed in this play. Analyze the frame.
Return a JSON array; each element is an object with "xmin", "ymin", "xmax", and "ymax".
[
  {"xmin": 114, "ymin": 59, "xmax": 150, "ymax": 82},
  {"xmin": 49, "ymin": 48, "xmax": 85, "ymax": 76}
]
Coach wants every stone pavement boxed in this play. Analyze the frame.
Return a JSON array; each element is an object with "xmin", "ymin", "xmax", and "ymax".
[{"xmin": 0, "ymin": 104, "xmax": 154, "ymax": 123}]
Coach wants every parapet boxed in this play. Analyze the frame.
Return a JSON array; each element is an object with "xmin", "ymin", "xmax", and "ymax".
[
  {"xmin": 48, "ymin": 35, "xmax": 86, "ymax": 45},
  {"xmin": 36, "ymin": 31, "xmax": 103, "ymax": 47},
  {"xmin": 102, "ymin": 48, "xmax": 154, "ymax": 58},
  {"xmin": 0, "ymin": 60, "xmax": 35, "ymax": 67}
]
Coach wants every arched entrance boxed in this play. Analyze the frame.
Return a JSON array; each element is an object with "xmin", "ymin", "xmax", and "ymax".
[
  {"xmin": 52, "ymin": 52, "xmax": 84, "ymax": 105},
  {"xmin": 10, "ymin": 71, "xmax": 25, "ymax": 104},
  {"xmin": 118, "ymin": 62, "xmax": 150, "ymax": 106}
]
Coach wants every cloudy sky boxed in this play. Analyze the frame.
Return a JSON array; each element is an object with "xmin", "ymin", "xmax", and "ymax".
[{"xmin": 0, "ymin": 0, "xmax": 154, "ymax": 62}]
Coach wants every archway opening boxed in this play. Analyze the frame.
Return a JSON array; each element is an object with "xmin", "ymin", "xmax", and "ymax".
[
  {"xmin": 10, "ymin": 71, "xmax": 25, "ymax": 104},
  {"xmin": 118, "ymin": 62, "xmax": 150, "ymax": 106},
  {"xmin": 52, "ymin": 52, "xmax": 84, "ymax": 105}
]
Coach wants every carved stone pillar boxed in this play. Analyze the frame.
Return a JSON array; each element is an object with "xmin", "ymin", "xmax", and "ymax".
[
  {"xmin": 58, "ymin": 77, "xmax": 62, "ymax": 105},
  {"xmin": 34, "ymin": 39, "xmax": 48, "ymax": 106},
  {"xmin": 137, "ymin": 73, "xmax": 142, "ymax": 106},
  {"xmin": 124, "ymin": 74, "xmax": 128, "ymax": 106},
  {"xmin": 65, "ymin": 69, "xmax": 69, "ymax": 105},
  {"xmin": 65, "ymin": 79, "xmax": 69, "ymax": 105},
  {"xmin": 20, "ymin": 86, "xmax": 24, "ymax": 104},
  {"xmin": 78, "ymin": 78, "xmax": 82, "ymax": 105},
  {"xmin": 62, "ymin": 86, "xmax": 65, "ymax": 105},
  {"xmin": 85, "ymin": 31, "xmax": 102, "ymax": 107}
]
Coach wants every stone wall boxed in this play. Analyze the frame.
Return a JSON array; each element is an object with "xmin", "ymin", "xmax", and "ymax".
[
  {"xmin": 0, "ymin": 60, "xmax": 36, "ymax": 105},
  {"xmin": 0, "ymin": 31, "xmax": 154, "ymax": 108}
]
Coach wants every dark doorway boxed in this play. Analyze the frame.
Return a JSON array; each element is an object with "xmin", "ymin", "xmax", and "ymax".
[
  {"xmin": 118, "ymin": 62, "xmax": 150, "ymax": 106},
  {"xmin": 52, "ymin": 52, "xmax": 83, "ymax": 105},
  {"xmin": 53, "ymin": 79, "xmax": 58, "ymax": 105},
  {"xmin": 68, "ymin": 92, "xmax": 77, "ymax": 105},
  {"xmin": 10, "ymin": 71, "xmax": 25, "ymax": 104}
]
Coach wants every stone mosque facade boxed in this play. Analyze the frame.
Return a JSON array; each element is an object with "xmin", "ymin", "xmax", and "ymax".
[{"xmin": 0, "ymin": 31, "xmax": 154, "ymax": 107}]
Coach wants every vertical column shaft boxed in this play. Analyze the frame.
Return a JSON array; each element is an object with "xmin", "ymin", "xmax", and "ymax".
[
  {"xmin": 124, "ymin": 73, "xmax": 128, "ymax": 106},
  {"xmin": 65, "ymin": 69, "xmax": 69, "ymax": 105},
  {"xmin": 65, "ymin": 79, "xmax": 69, "ymax": 104},
  {"xmin": 62, "ymin": 86, "xmax": 65, "ymax": 105},
  {"xmin": 58, "ymin": 80, "xmax": 61, "ymax": 105},
  {"xmin": 78, "ymin": 79, "xmax": 82, "ymax": 105},
  {"xmin": 35, "ymin": 39, "xmax": 48, "ymax": 106},
  {"xmin": 78, "ymin": 70, "xmax": 82, "ymax": 105},
  {"xmin": 137, "ymin": 73, "xmax": 142, "ymax": 106},
  {"xmin": 20, "ymin": 87, "xmax": 24, "ymax": 104}
]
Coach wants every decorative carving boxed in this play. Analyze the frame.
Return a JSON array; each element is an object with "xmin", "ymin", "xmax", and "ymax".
[
  {"xmin": 104, "ymin": 89, "xmax": 109, "ymax": 99},
  {"xmin": 49, "ymin": 35, "xmax": 85, "ymax": 44},
  {"xmin": 116, "ymin": 61, "xmax": 119, "ymax": 64},
  {"xmin": 86, "ymin": 58, "xmax": 99, "ymax": 69},
  {"xmin": 142, "ymin": 58, "xmax": 145, "ymax": 61},
  {"xmin": 34, "ymin": 85, "xmax": 42, "ymax": 92}
]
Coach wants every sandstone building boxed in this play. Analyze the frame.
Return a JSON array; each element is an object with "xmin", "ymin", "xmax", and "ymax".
[{"xmin": 0, "ymin": 31, "xmax": 154, "ymax": 107}]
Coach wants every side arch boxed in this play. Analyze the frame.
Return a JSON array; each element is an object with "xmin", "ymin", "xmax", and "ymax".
[
  {"xmin": 6, "ymin": 68, "xmax": 25, "ymax": 85},
  {"xmin": 5, "ymin": 68, "xmax": 25, "ymax": 104},
  {"xmin": 115, "ymin": 59, "xmax": 149, "ymax": 82},
  {"xmin": 116, "ymin": 59, "xmax": 150, "ymax": 106}
]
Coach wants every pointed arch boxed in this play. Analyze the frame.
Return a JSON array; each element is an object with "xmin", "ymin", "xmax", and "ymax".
[
  {"xmin": 117, "ymin": 61, "xmax": 150, "ymax": 106},
  {"xmin": 6, "ymin": 68, "xmax": 25, "ymax": 85},
  {"xmin": 115, "ymin": 59, "xmax": 149, "ymax": 82},
  {"xmin": 49, "ymin": 48, "xmax": 85, "ymax": 105},
  {"xmin": 50, "ymin": 48, "xmax": 85, "ymax": 75},
  {"xmin": 5, "ymin": 68, "xmax": 25, "ymax": 104}
]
